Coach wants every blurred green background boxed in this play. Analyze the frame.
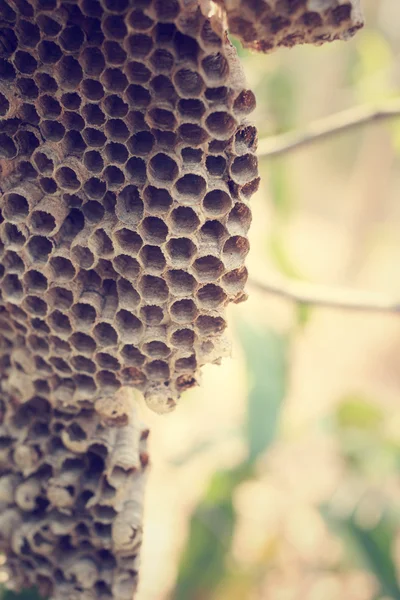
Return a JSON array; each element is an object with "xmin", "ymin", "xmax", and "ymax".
[{"xmin": 4, "ymin": 1, "xmax": 400, "ymax": 599}]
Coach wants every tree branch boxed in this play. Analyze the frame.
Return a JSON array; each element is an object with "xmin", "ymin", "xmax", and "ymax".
[
  {"xmin": 249, "ymin": 277, "xmax": 400, "ymax": 314},
  {"xmin": 257, "ymin": 99, "xmax": 400, "ymax": 158}
]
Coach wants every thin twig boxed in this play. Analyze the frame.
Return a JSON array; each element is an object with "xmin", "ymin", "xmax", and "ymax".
[
  {"xmin": 257, "ymin": 99, "xmax": 400, "ymax": 158},
  {"xmin": 249, "ymin": 278, "xmax": 400, "ymax": 314}
]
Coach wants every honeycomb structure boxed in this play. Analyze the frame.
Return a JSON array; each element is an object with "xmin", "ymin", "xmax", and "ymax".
[
  {"xmin": 0, "ymin": 0, "xmax": 363, "ymax": 597},
  {"xmin": 0, "ymin": 0, "xmax": 259, "ymax": 414},
  {"xmin": 219, "ymin": 0, "xmax": 363, "ymax": 52},
  {"xmin": 0, "ymin": 375, "xmax": 148, "ymax": 600}
]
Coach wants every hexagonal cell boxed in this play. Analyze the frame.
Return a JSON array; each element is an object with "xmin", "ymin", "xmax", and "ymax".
[
  {"xmin": 83, "ymin": 150, "xmax": 104, "ymax": 173},
  {"xmin": 170, "ymin": 299, "xmax": 198, "ymax": 324},
  {"xmin": 222, "ymin": 236, "xmax": 250, "ymax": 268},
  {"xmin": 166, "ymin": 238, "xmax": 197, "ymax": 267},
  {"xmin": 140, "ymin": 305, "xmax": 164, "ymax": 326},
  {"xmin": 227, "ymin": 203, "xmax": 252, "ymax": 235},
  {"xmin": 0, "ymin": 134, "xmax": 17, "ymax": 159},
  {"xmin": 143, "ymin": 186, "xmax": 172, "ymax": 215},
  {"xmin": 46, "ymin": 286, "xmax": 74, "ymax": 311},
  {"xmin": 171, "ymin": 328, "xmax": 195, "ymax": 350},
  {"xmin": 192, "ymin": 256, "xmax": 225, "ymax": 283},
  {"xmin": 55, "ymin": 167, "xmax": 81, "ymax": 191},
  {"xmin": 71, "ymin": 303, "xmax": 97, "ymax": 329},
  {"xmin": 26, "ymin": 236, "xmax": 53, "ymax": 263},
  {"xmin": 2, "ymin": 193, "xmax": 29, "ymax": 223},
  {"xmin": 140, "ymin": 275, "xmax": 169, "ymax": 303},
  {"xmin": 139, "ymin": 245, "xmax": 166, "ymax": 274},
  {"xmin": 221, "ymin": 266, "xmax": 248, "ymax": 295},
  {"xmin": 175, "ymin": 174, "xmax": 206, "ymax": 202},
  {"xmin": 82, "ymin": 103, "xmax": 106, "ymax": 126},
  {"xmin": 174, "ymin": 68, "xmax": 205, "ymax": 97},
  {"xmin": 105, "ymin": 142, "xmax": 128, "ymax": 163},
  {"xmin": 80, "ymin": 47, "xmax": 105, "ymax": 76},
  {"xmin": 148, "ymin": 153, "xmax": 179, "ymax": 184},
  {"xmin": 115, "ymin": 309, "xmax": 142, "ymax": 343},
  {"xmin": 145, "ymin": 360, "xmax": 170, "ymax": 381},
  {"xmin": 23, "ymin": 294, "xmax": 48, "ymax": 317},
  {"xmin": 206, "ymin": 111, "xmax": 237, "ymax": 140},
  {"xmin": 202, "ymin": 189, "xmax": 232, "ymax": 217},
  {"xmin": 47, "ymin": 310, "xmax": 72, "ymax": 336},
  {"xmin": 71, "ymin": 246, "xmax": 95, "ymax": 270},
  {"xmin": 23, "ymin": 270, "xmax": 48, "ymax": 293},
  {"xmin": 230, "ymin": 154, "xmax": 258, "ymax": 185},
  {"xmin": 2, "ymin": 273, "xmax": 23, "ymax": 302},
  {"xmin": 197, "ymin": 284, "xmax": 227, "ymax": 309},
  {"xmin": 113, "ymin": 254, "xmax": 141, "ymax": 279},
  {"xmin": 165, "ymin": 270, "xmax": 197, "ymax": 297},
  {"xmin": 140, "ymin": 217, "xmax": 168, "ymax": 245},
  {"xmin": 116, "ymin": 185, "xmax": 144, "ymax": 225},
  {"xmin": 49, "ymin": 256, "xmax": 76, "ymax": 282},
  {"xmin": 70, "ymin": 332, "xmax": 97, "ymax": 355}
]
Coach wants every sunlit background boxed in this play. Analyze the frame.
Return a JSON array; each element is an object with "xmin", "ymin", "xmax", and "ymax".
[{"xmin": 136, "ymin": 1, "xmax": 400, "ymax": 599}]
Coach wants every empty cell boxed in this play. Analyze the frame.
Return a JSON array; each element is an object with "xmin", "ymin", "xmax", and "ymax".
[
  {"xmin": 221, "ymin": 266, "xmax": 248, "ymax": 294},
  {"xmin": 174, "ymin": 32, "xmax": 199, "ymax": 62},
  {"xmin": 82, "ymin": 127, "xmax": 107, "ymax": 147},
  {"xmin": 141, "ymin": 216, "xmax": 168, "ymax": 244},
  {"xmin": 14, "ymin": 50, "xmax": 37, "ymax": 74},
  {"xmin": 17, "ymin": 19, "xmax": 40, "ymax": 47},
  {"xmin": 126, "ymin": 60, "xmax": 151, "ymax": 84},
  {"xmin": 105, "ymin": 142, "xmax": 128, "ymax": 164},
  {"xmin": 174, "ymin": 69, "xmax": 204, "ymax": 97},
  {"xmin": 102, "ymin": 68, "xmax": 128, "ymax": 92},
  {"xmin": 203, "ymin": 189, "xmax": 232, "ymax": 217},
  {"xmin": 235, "ymin": 126, "xmax": 258, "ymax": 154},
  {"xmin": 154, "ymin": 0, "xmax": 179, "ymax": 20},
  {"xmin": 116, "ymin": 185, "xmax": 144, "ymax": 225},
  {"xmin": 126, "ymin": 33, "xmax": 153, "ymax": 57},
  {"xmin": 113, "ymin": 228, "xmax": 142, "ymax": 254},
  {"xmin": 47, "ymin": 286, "xmax": 73, "ymax": 310},
  {"xmin": 113, "ymin": 254, "xmax": 140, "ymax": 278},
  {"xmin": 166, "ymin": 238, "xmax": 196, "ymax": 266},
  {"xmin": 84, "ymin": 177, "xmax": 107, "ymax": 199},
  {"xmin": 70, "ymin": 332, "xmax": 97, "ymax": 354},
  {"xmin": 49, "ymin": 256, "xmax": 76, "ymax": 281},
  {"xmin": 143, "ymin": 341, "xmax": 170, "ymax": 359},
  {"xmin": 35, "ymin": 73, "xmax": 58, "ymax": 93},
  {"xmin": 140, "ymin": 305, "xmax": 164, "ymax": 326},
  {"xmin": 37, "ymin": 14, "xmax": 62, "ymax": 36},
  {"xmin": 222, "ymin": 236, "xmax": 250, "ymax": 268},
  {"xmin": 82, "ymin": 103, "xmax": 106, "ymax": 126},
  {"xmin": 55, "ymin": 167, "xmax": 80, "ymax": 190},
  {"xmin": 230, "ymin": 154, "xmax": 258, "ymax": 184},
  {"xmin": 140, "ymin": 275, "xmax": 168, "ymax": 302},
  {"xmin": 117, "ymin": 277, "xmax": 141, "ymax": 308},
  {"xmin": 199, "ymin": 220, "xmax": 227, "ymax": 247},
  {"xmin": 206, "ymin": 155, "xmax": 226, "ymax": 177},
  {"xmin": 193, "ymin": 256, "xmax": 224, "ymax": 282},
  {"xmin": 24, "ymin": 295, "xmax": 48, "ymax": 316},
  {"xmin": 171, "ymin": 328, "xmax": 195, "ymax": 350},
  {"xmin": 206, "ymin": 111, "xmax": 237, "ymax": 139},
  {"xmin": 3, "ymin": 223, "xmax": 26, "ymax": 247},
  {"xmin": 139, "ymin": 245, "xmax": 166, "ymax": 273},
  {"xmin": 72, "ymin": 302, "xmax": 97, "ymax": 328},
  {"xmin": 93, "ymin": 322, "xmax": 118, "ymax": 347},
  {"xmin": 71, "ymin": 245, "xmax": 95, "ymax": 269},
  {"xmin": 96, "ymin": 352, "xmax": 120, "ymax": 371},
  {"xmin": 89, "ymin": 229, "xmax": 113, "ymax": 256},
  {"xmin": 102, "ymin": 14, "xmax": 127, "ymax": 39},
  {"xmin": 125, "ymin": 156, "xmax": 147, "ymax": 185},
  {"xmin": 202, "ymin": 52, "xmax": 229, "ymax": 82},
  {"xmin": 48, "ymin": 310, "xmax": 72, "ymax": 335},
  {"xmin": 197, "ymin": 284, "xmax": 227, "ymax": 309},
  {"xmin": 0, "ymin": 91, "xmax": 9, "ymax": 116},
  {"xmin": 62, "ymin": 111, "xmax": 85, "ymax": 131},
  {"xmin": 60, "ymin": 25, "xmax": 85, "ymax": 52},
  {"xmin": 27, "ymin": 236, "xmax": 53, "ymax": 263},
  {"xmin": 3, "ymin": 250, "xmax": 24, "ymax": 273},
  {"xmin": 83, "ymin": 150, "xmax": 104, "ymax": 173},
  {"xmin": 0, "ymin": 26, "xmax": 17, "ymax": 57},
  {"xmin": 170, "ymin": 299, "xmax": 197, "ymax": 324},
  {"xmin": 148, "ymin": 107, "xmax": 176, "ymax": 130},
  {"xmin": 166, "ymin": 270, "xmax": 196, "ymax": 296},
  {"xmin": 81, "ymin": 0, "xmax": 102, "ymax": 16},
  {"xmin": 150, "ymin": 75, "xmax": 177, "ymax": 102},
  {"xmin": 181, "ymin": 147, "xmax": 203, "ymax": 165},
  {"xmin": 56, "ymin": 56, "xmax": 83, "ymax": 90},
  {"xmin": 40, "ymin": 120, "xmax": 65, "ymax": 142},
  {"xmin": 16, "ymin": 76, "xmax": 38, "ymax": 100},
  {"xmin": 116, "ymin": 309, "xmax": 142, "ymax": 339},
  {"xmin": 178, "ymin": 98, "xmax": 206, "ymax": 120},
  {"xmin": 103, "ymin": 41, "xmax": 127, "ymax": 65},
  {"xmin": 150, "ymin": 48, "xmax": 173, "ymax": 72},
  {"xmin": 81, "ymin": 78, "xmax": 105, "ymax": 101},
  {"xmin": 96, "ymin": 370, "xmax": 121, "ymax": 391},
  {"xmin": 105, "ymin": 117, "xmax": 129, "ymax": 141},
  {"xmin": 196, "ymin": 315, "xmax": 226, "ymax": 336},
  {"xmin": 143, "ymin": 186, "xmax": 172, "ymax": 215},
  {"xmin": 0, "ymin": 58, "xmax": 15, "ymax": 81},
  {"xmin": 148, "ymin": 153, "xmax": 178, "ymax": 183},
  {"xmin": 15, "ymin": 129, "xmax": 40, "ymax": 155},
  {"xmin": 33, "ymin": 151, "xmax": 53, "ymax": 174},
  {"xmin": 227, "ymin": 203, "xmax": 252, "ymax": 235},
  {"xmin": 19, "ymin": 101, "xmax": 39, "ymax": 125},
  {"xmin": 146, "ymin": 360, "xmax": 169, "ymax": 380},
  {"xmin": 175, "ymin": 355, "xmax": 197, "ymax": 372},
  {"xmin": 0, "ymin": 134, "xmax": 17, "ymax": 159},
  {"xmin": 38, "ymin": 40, "xmax": 62, "ymax": 64},
  {"xmin": 63, "ymin": 130, "xmax": 87, "ymax": 156},
  {"xmin": 125, "ymin": 83, "xmax": 151, "ymax": 109},
  {"xmin": 23, "ymin": 270, "xmax": 48, "ymax": 293},
  {"xmin": 1, "ymin": 274, "xmax": 24, "ymax": 302},
  {"xmin": 17, "ymin": 160, "xmax": 37, "ymax": 179},
  {"xmin": 233, "ymin": 90, "xmax": 256, "ymax": 115},
  {"xmin": 50, "ymin": 356, "xmax": 71, "ymax": 374},
  {"xmin": 28, "ymin": 334, "xmax": 49, "ymax": 355},
  {"xmin": 103, "ymin": 165, "xmax": 125, "ymax": 188},
  {"xmin": 103, "ymin": 94, "xmax": 129, "ymax": 118},
  {"xmin": 175, "ymin": 174, "xmax": 206, "ymax": 200},
  {"xmin": 30, "ymin": 210, "xmax": 56, "ymax": 234},
  {"xmin": 127, "ymin": 131, "xmax": 154, "ymax": 155},
  {"xmin": 3, "ymin": 193, "xmax": 28, "ymax": 222}
]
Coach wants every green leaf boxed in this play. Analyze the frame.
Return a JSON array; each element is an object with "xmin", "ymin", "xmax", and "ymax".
[
  {"xmin": 1, "ymin": 588, "xmax": 45, "ymax": 600},
  {"xmin": 174, "ymin": 466, "xmax": 249, "ymax": 600},
  {"xmin": 237, "ymin": 321, "xmax": 288, "ymax": 463},
  {"xmin": 321, "ymin": 505, "xmax": 400, "ymax": 599},
  {"xmin": 335, "ymin": 396, "xmax": 384, "ymax": 431}
]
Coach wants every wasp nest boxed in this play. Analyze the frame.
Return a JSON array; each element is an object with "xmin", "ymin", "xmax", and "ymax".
[
  {"xmin": 0, "ymin": 0, "xmax": 363, "ymax": 598},
  {"xmin": 0, "ymin": 374, "xmax": 148, "ymax": 600},
  {"xmin": 219, "ymin": 0, "xmax": 363, "ymax": 52}
]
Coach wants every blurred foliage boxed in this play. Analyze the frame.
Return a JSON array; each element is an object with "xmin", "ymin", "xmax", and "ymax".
[
  {"xmin": 174, "ymin": 322, "xmax": 288, "ymax": 599},
  {"xmin": 0, "ymin": 589, "xmax": 45, "ymax": 600}
]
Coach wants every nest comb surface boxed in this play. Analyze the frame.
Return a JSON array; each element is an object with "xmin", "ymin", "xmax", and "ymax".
[
  {"xmin": 0, "ymin": 0, "xmax": 363, "ymax": 598},
  {"xmin": 218, "ymin": 0, "xmax": 363, "ymax": 52}
]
